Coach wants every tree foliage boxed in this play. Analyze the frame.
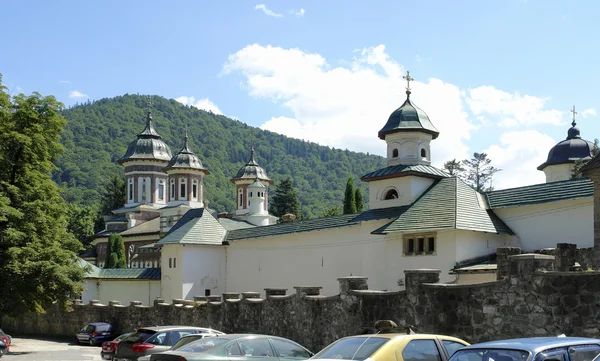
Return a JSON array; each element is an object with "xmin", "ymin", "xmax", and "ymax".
[
  {"xmin": 322, "ymin": 205, "xmax": 341, "ymax": 218},
  {"xmin": 443, "ymin": 159, "xmax": 466, "ymax": 177},
  {"xmin": 56, "ymin": 95, "xmax": 379, "ymax": 219},
  {"xmin": 269, "ymin": 177, "xmax": 300, "ymax": 218},
  {"xmin": 0, "ymin": 75, "xmax": 85, "ymax": 315},
  {"xmin": 354, "ymin": 188, "xmax": 364, "ymax": 213},
  {"xmin": 461, "ymin": 153, "xmax": 501, "ymax": 192},
  {"xmin": 66, "ymin": 203, "xmax": 97, "ymax": 249},
  {"xmin": 343, "ymin": 177, "xmax": 356, "ymax": 214},
  {"xmin": 572, "ymin": 138, "xmax": 600, "ymax": 179},
  {"xmin": 105, "ymin": 233, "xmax": 126, "ymax": 269}
]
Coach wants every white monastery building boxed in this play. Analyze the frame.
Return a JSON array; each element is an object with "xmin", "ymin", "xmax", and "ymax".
[{"xmin": 81, "ymin": 73, "xmax": 596, "ymax": 305}]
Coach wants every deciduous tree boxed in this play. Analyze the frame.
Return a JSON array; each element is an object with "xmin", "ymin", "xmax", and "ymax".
[{"xmin": 0, "ymin": 75, "xmax": 85, "ymax": 316}]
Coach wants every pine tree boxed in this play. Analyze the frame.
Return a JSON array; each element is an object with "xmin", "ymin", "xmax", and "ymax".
[
  {"xmin": 104, "ymin": 234, "xmax": 116, "ymax": 268},
  {"xmin": 462, "ymin": 153, "xmax": 501, "ymax": 192},
  {"xmin": 269, "ymin": 177, "xmax": 300, "ymax": 217},
  {"xmin": 0, "ymin": 75, "xmax": 85, "ymax": 315},
  {"xmin": 113, "ymin": 235, "xmax": 127, "ymax": 269},
  {"xmin": 343, "ymin": 178, "xmax": 356, "ymax": 214},
  {"xmin": 354, "ymin": 188, "xmax": 364, "ymax": 212},
  {"xmin": 572, "ymin": 139, "xmax": 600, "ymax": 179}
]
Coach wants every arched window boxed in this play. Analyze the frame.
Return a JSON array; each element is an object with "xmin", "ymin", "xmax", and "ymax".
[
  {"xmin": 392, "ymin": 148, "xmax": 399, "ymax": 158},
  {"xmin": 128, "ymin": 178, "xmax": 134, "ymax": 202},
  {"xmin": 179, "ymin": 178, "xmax": 187, "ymax": 199},
  {"xmin": 170, "ymin": 179, "xmax": 176, "ymax": 201},
  {"xmin": 421, "ymin": 148, "xmax": 427, "ymax": 158},
  {"xmin": 192, "ymin": 179, "xmax": 198, "ymax": 200},
  {"xmin": 384, "ymin": 189, "xmax": 399, "ymax": 200},
  {"xmin": 157, "ymin": 179, "xmax": 165, "ymax": 201},
  {"xmin": 250, "ymin": 191, "xmax": 253, "ymax": 197},
  {"xmin": 239, "ymin": 189, "xmax": 243, "ymax": 207}
]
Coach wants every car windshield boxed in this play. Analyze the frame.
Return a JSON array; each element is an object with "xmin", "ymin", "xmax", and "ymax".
[
  {"xmin": 178, "ymin": 338, "xmax": 229, "ymax": 353},
  {"xmin": 312, "ymin": 337, "xmax": 390, "ymax": 361},
  {"xmin": 125, "ymin": 330, "xmax": 156, "ymax": 343},
  {"xmin": 114, "ymin": 333, "xmax": 132, "ymax": 342},
  {"xmin": 450, "ymin": 349, "xmax": 530, "ymax": 361}
]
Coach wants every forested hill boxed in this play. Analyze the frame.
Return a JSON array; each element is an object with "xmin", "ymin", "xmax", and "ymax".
[{"xmin": 55, "ymin": 94, "xmax": 386, "ymax": 218}]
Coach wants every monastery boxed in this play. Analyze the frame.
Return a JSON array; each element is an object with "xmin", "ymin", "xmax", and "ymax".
[{"xmin": 81, "ymin": 72, "xmax": 596, "ymax": 305}]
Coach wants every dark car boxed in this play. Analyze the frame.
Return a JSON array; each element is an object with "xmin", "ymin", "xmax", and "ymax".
[
  {"xmin": 76, "ymin": 322, "xmax": 115, "ymax": 346},
  {"xmin": 449, "ymin": 337, "xmax": 600, "ymax": 361},
  {"xmin": 102, "ymin": 332, "xmax": 133, "ymax": 360},
  {"xmin": 0, "ymin": 339, "xmax": 7, "ymax": 357},
  {"xmin": 149, "ymin": 334, "xmax": 313, "ymax": 361},
  {"xmin": 114, "ymin": 326, "xmax": 224, "ymax": 361},
  {"xmin": 0, "ymin": 329, "xmax": 11, "ymax": 349}
]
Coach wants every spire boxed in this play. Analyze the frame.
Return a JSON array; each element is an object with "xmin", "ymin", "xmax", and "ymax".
[
  {"xmin": 403, "ymin": 70, "xmax": 414, "ymax": 99},
  {"xmin": 138, "ymin": 97, "xmax": 160, "ymax": 137},
  {"xmin": 567, "ymin": 105, "xmax": 581, "ymax": 140},
  {"xmin": 247, "ymin": 144, "xmax": 258, "ymax": 166},
  {"xmin": 183, "ymin": 125, "xmax": 191, "ymax": 153}
]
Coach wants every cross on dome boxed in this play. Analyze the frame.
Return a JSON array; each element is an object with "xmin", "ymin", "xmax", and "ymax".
[
  {"xmin": 571, "ymin": 105, "xmax": 577, "ymax": 127},
  {"xmin": 403, "ymin": 71, "xmax": 414, "ymax": 98}
]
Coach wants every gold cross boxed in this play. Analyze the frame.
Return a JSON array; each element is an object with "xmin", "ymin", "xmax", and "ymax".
[
  {"xmin": 571, "ymin": 105, "xmax": 577, "ymax": 126},
  {"xmin": 403, "ymin": 71, "xmax": 414, "ymax": 91}
]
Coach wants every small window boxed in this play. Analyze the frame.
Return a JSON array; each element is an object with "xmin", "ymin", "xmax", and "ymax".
[
  {"xmin": 239, "ymin": 193, "xmax": 243, "ymax": 207},
  {"xmin": 250, "ymin": 192, "xmax": 253, "ymax": 197},
  {"xmin": 192, "ymin": 183, "xmax": 198, "ymax": 199},
  {"xmin": 404, "ymin": 234, "xmax": 435, "ymax": 256},
  {"xmin": 169, "ymin": 258, "xmax": 172, "ymax": 268},
  {"xmin": 407, "ymin": 239, "xmax": 415, "ymax": 254},
  {"xmin": 421, "ymin": 148, "xmax": 427, "ymax": 158},
  {"xmin": 384, "ymin": 189, "xmax": 398, "ymax": 200},
  {"xmin": 402, "ymin": 340, "xmax": 441, "ymax": 361},
  {"xmin": 173, "ymin": 257, "xmax": 176, "ymax": 268},
  {"xmin": 205, "ymin": 289, "xmax": 211, "ymax": 296},
  {"xmin": 392, "ymin": 148, "xmax": 399, "ymax": 158},
  {"xmin": 128, "ymin": 180, "xmax": 134, "ymax": 201},
  {"xmin": 180, "ymin": 183, "xmax": 186, "ymax": 198},
  {"xmin": 418, "ymin": 238, "xmax": 425, "ymax": 253},
  {"xmin": 158, "ymin": 180, "xmax": 165, "ymax": 201},
  {"xmin": 427, "ymin": 237, "xmax": 435, "ymax": 254}
]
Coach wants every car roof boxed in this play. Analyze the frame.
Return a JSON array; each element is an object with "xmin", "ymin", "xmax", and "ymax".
[
  {"xmin": 89, "ymin": 322, "xmax": 111, "ymax": 326},
  {"xmin": 138, "ymin": 326, "xmax": 218, "ymax": 332},
  {"xmin": 341, "ymin": 333, "xmax": 466, "ymax": 341},
  {"xmin": 462, "ymin": 337, "xmax": 600, "ymax": 354}
]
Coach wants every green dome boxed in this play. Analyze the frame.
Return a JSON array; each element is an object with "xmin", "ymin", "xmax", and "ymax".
[
  {"xmin": 378, "ymin": 92, "xmax": 439, "ymax": 140},
  {"xmin": 118, "ymin": 110, "xmax": 172, "ymax": 164}
]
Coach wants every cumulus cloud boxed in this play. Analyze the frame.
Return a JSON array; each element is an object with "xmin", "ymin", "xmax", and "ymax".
[
  {"xmin": 69, "ymin": 90, "xmax": 88, "ymax": 99},
  {"xmin": 254, "ymin": 4, "xmax": 282, "ymax": 18},
  {"xmin": 175, "ymin": 96, "xmax": 223, "ymax": 115},
  {"xmin": 467, "ymin": 86, "xmax": 563, "ymax": 127},
  {"xmin": 223, "ymin": 43, "xmax": 564, "ymax": 189},
  {"xmin": 581, "ymin": 108, "xmax": 597, "ymax": 119}
]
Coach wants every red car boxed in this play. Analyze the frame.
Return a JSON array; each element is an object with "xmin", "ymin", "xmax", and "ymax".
[{"xmin": 101, "ymin": 332, "xmax": 131, "ymax": 360}]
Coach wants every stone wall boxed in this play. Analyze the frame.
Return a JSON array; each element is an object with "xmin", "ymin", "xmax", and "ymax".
[{"xmin": 5, "ymin": 246, "xmax": 600, "ymax": 351}]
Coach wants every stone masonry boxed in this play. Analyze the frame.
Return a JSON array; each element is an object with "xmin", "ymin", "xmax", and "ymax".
[{"xmin": 5, "ymin": 246, "xmax": 600, "ymax": 351}]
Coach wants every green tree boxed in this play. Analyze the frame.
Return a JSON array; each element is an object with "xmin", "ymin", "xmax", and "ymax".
[
  {"xmin": 104, "ymin": 234, "xmax": 116, "ymax": 268},
  {"xmin": 443, "ymin": 159, "xmax": 466, "ymax": 178},
  {"xmin": 66, "ymin": 204, "xmax": 98, "ymax": 250},
  {"xmin": 269, "ymin": 177, "xmax": 300, "ymax": 217},
  {"xmin": 104, "ymin": 233, "xmax": 126, "ymax": 268},
  {"xmin": 322, "ymin": 205, "xmax": 341, "ymax": 217},
  {"xmin": 462, "ymin": 153, "xmax": 501, "ymax": 192},
  {"xmin": 100, "ymin": 174, "xmax": 126, "ymax": 215},
  {"xmin": 343, "ymin": 178, "xmax": 357, "ymax": 214},
  {"xmin": 572, "ymin": 138, "xmax": 600, "ymax": 179},
  {"xmin": 354, "ymin": 188, "xmax": 364, "ymax": 213},
  {"xmin": 0, "ymin": 75, "xmax": 85, "ymax": 315}
]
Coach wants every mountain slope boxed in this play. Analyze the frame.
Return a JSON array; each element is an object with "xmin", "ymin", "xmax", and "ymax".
[{"xmin": 55, "ymin": 94, "xmax": 386, "ymax": 218}]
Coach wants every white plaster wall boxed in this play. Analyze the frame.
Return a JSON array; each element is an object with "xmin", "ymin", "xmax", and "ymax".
[
  {"xmin": 160, "ymin": 244, "xmax": 184, "ymax": 300},
  {"xmin": 368, "ymin": 176, "xmax": 434, "ymax": 210},
  {"xmin": 181, "ymin": 245, "xmax": 226, "ymax": 299},
  {"xmin": 455, "ymin": 230, "xmax": 509, "ymax": 262},
  {"xmin": 543, "ymin": 164, "xmax": 575, "ymax": 183},
  {"xmin": 495, "ymin": 197, "xmax": 593, "ymax": 252},
  {"xmin": 384, "ymin": 132, "xmax": 433, "ymax": 166},
  {"xmin": 225, "ymin": 223, "xmax": 462, "ymax": 296},
  {"xmin": 81, "ymin": 279, "xmax": 160, "ymax": 305}
]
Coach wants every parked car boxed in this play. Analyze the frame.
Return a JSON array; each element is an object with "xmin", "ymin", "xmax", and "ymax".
[
  {"xmin": 311, "ymin": 325, "xmax": 469, "ymax": 361},
  {"xmin": 0, "ymin": 329, "xmax": 11, "ymax": 348},
  {"xmin": 169, "ymin": 333, "xmax": 222, "ymax": 351},
  {"xmin": 0, "ymin": 339, "xmax": 7, "ymax": 357},
  {"xmin": 449, "ymin": 337, "xmax": 600, "ymax": 361},
  {"xmin": 114, "ymin": 326, "xmax": 224, "ymax": 361},
  {"xmin": 149, "ymin": 334, "xmax": 313, "ymax": 361},
  {"xmin": 0, "ymin": 329, "xmax": 10, "ymax": 356},
  {"xmin": 102, "ymin": 332, "xmax": 133, "ymax": 360},
  {"xmin": 76, "ymin": 322, "xmax": 115, "ymax": 346}
]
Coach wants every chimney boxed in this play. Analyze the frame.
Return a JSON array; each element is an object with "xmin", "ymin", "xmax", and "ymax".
[{"xmin": 282, "ymin": 213, "xmax": 297, "ymax": 223}]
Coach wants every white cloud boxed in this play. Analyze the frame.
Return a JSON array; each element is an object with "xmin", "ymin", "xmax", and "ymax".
[
  {"xmin": 254, "ymin": 4, "xmax": 283, "ymax": 18},
  {"xmin": 467, "ymin": 86, "xmax": 563, "ymax": 127},
  {"xmin": 69, "ymin": 90, "xmax": 88, "ymax": 99},
  {"xmin": 223, "ymin": 43, "xmax": 565, "ymax": 189},
  {"xmin": 292, "ymin": 8, "xmax": 305, "ymax": 17},
  {"xmin": 175, "ymin": 96, "xmax": 223, "ymax": 115},
  {"xmin": 581, "ymin": 108, "xmax": 597, "ymax": 119},
  {"xmin": 484, "ymin": 130, "xmax": 556, "ymax": 189}
]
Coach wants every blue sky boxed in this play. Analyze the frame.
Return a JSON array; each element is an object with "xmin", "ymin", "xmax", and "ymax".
[{"xmin": 2, "ymin": 0, "xmax": 599, "ymax": 188}]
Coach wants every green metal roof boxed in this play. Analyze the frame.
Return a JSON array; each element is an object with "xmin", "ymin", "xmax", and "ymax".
[
  {"xmin": 226, "ymin": 214, "xmax": 359, "ymax": 242},
  {"xmin": 373, "ymin": 177, "xmax": 513, "ymax": 235},
  {"xmin": 378, "ymin": 93, "xmax": 440, "ymax": 140},
  {"xmin": 361, "ymin": 164, "xmax": 449, "ymax": 182},
  {"xmin": 485, "ymin": 178, "xmax": 593, "ymax": 209},
  {"xmin": 157, "ymin": 208, "xmax": 226, "ymax": 245},
  {"xmin": 350, "ymin": 205, "xmax": 410, "ymax": 223},
  {"xmin": 79, "ymin": 259, "xmax": 160, "ymax": 279}
]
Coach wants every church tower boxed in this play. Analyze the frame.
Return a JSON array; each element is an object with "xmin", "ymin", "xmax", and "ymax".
[
  {"xmin": 243, "ymin": 177, "xmax": 277, "ymax": 226},
  {"xmin": 537, "ymin": 106, "xmax": 595, "ymax": 182},
  {"xmin": 117, "ymin": 103, "xmax": 173, "ymax": 212},
  {"xmin": 163, "ymin": 129, "xmax": 210, "ymax": 208},
  {"xmin": 230, "ymin": 147, "xmax": 274, "ymax": 216},
  {"xmin": 361, "ymin": 71, "xmax": 448, "ymax": 210}
]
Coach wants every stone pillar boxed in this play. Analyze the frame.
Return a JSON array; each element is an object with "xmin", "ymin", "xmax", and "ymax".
[
  {"xmin": 172, "ymin": 299, "xmax": 184, "ymax": 305},
  {"xmin": 337, "ymin": 276, "xmax": 368, "ymax": 294},
  {"xmin": 556, "ymin": 243, "xmax": 578, "ymax": 271},
  {"xmin": 241, "ymin": 292, "xmax": 261, "ymax": 300},
  {"xmin": 193, "ymin": 296, "xmax": 208, "ymax": 303},
  {"xmin": 109, "ymin": 301, "xmax": 122, "ymax": 307},
  {"xmin": 222, "ymin": 292, "xmax": 240, "ymax": 300},
  {"xmin": 496, "ymin": 247, "xmax": 521, "ymax": 280},
  {"xmin": 130, "ymin": 301, "xmax": 143, "ymax": 307},
  {"xmin": 153, "ymin": 298, "xmax": 166, "ymax": 306},
  {"xmin": 264, "ymin": 288, "xmax": 287, "ymax": 297},
  {"xmin": 89, "ymin": 300, "xmax": 101, "ymax": 306},
  {"xmin": 404, "ymin": 269, "xmax": 440, "ymax": 299},
  {"xmin": 293, "ymin": 286, "xmax": 322, "ymax": 297},
  {"xmin": 207, "ymin": 295, "xmax": 222, "ymax": 302}
]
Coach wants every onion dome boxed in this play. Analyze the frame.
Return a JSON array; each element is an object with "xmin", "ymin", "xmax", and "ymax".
[
  {"xmin": 163, "ymin": 131, "xmax": 209, "ymax": 173},
  {"xmin": 537, "ymin": 107, "xmax": 594, "ymax": 171},
  {"xmin": 118, "ymin": 108, "xmax": 172, "ymax": 164},
  {"xmin": 378, "ymin": 71, "xmax": 439, "ymax": 140},
  {"xmin": 230, "ymin": 147, "xmax": 273, "ymax": 184}
]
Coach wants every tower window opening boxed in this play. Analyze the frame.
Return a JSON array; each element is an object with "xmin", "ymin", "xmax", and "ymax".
[
  {"xmin": 170, "ymin": 179, "xmax": 175, "ymax": 201},
  {"xmin": 250, "ymin": 192, "xmax": 253, "ymax": 197},
  {"xmin": 180, "ymin": 183, "xmax": 185, "ymax": 198},
  {"xmin": 392, "ymin": 148, "xmax": 399, "ymax": 158},
  {"xmin": 421, "ymin": 148, "xmax": 427, "ymax": 158},
  {"xmin": 384, "ymin": 189, "xmax": 399, "ymax": 200},
  {"xmin": 128, "ymin": 180, "xmax": 134, "ymax": 201},
  {"xmin": 239, "ymin": 193, "xmax": 243, "ymax": 207},
  {"xmin": 158, "ymin": 180, "xmax": 165, "ymax": 201},
  {"xmin": 192, "ymin": 180, "xmax": 198, "ymax": 199}
]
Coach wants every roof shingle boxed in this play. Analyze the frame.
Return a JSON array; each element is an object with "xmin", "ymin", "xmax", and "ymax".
[{"xmin": 361, "ymin": 164, "xmax": 449, "ymax": 182}]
